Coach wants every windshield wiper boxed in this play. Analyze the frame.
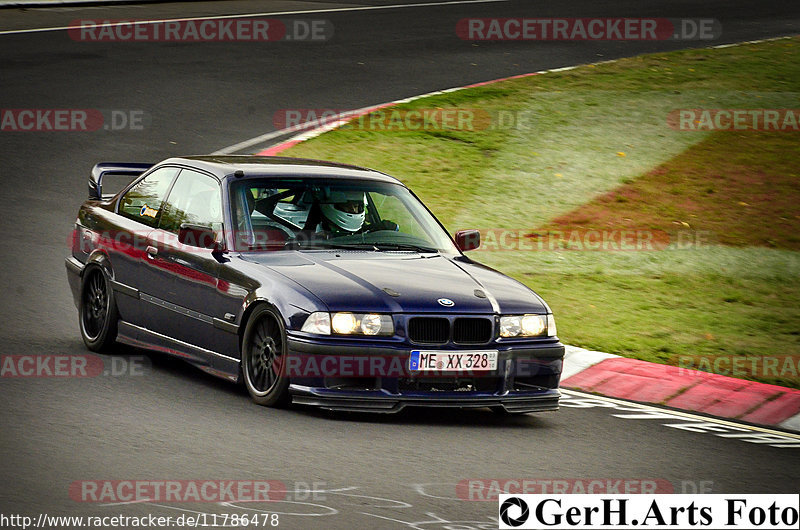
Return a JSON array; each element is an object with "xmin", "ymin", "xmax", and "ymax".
[
  {"xmin": 371, "ymin": 243, "xmax": 438, "ymax": 253},
  {"xmin": 291, "ymin": 241, "xmax": 377, "ymax": 251},
  {"xmin": 290, "ymin": 240, "xmax": 438, "ymax": 253}
]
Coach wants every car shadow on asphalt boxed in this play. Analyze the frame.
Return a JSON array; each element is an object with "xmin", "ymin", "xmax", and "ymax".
[
  {"xmin": 300, "ymin": 406, "xmax": 556, "ymax": 429},
  {"xmin": 111, "ymin": 346, "xmax": 555, "ymax": 429}
]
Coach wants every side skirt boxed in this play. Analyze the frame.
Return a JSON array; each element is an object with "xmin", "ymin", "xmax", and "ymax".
[{"xmin": 117, "ymin": 320, "xmax": 240, "ymax": 382}]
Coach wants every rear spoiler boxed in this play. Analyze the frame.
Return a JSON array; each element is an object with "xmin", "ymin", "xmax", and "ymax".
[{"xmin": 89, "ymin": 162, "xmax": 154, "ymax": 200}]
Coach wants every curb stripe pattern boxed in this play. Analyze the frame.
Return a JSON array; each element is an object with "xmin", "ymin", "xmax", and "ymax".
[
  {"xmin": 561, "ymin": 355, "xmax": 800, "ymax": 432},
  {"xmin": 255, "ymin": 72, "xmax": 542, "ymax": 156}
]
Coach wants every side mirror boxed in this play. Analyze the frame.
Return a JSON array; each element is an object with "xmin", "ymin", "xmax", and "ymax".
[
  {"xmin": 455, "ymin": 229, "xmax": 480, "ymax": 252},
  {"xmin": 178, "ymin": 223, "xmax": 224, "ymax": 252}
]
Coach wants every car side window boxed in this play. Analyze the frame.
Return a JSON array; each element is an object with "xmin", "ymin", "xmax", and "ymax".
[
  {"xmin": 159, "ymin": 169, "xmax": 222, "ymax": 234},
  {"xmin": 119, "ymin": 167, "xmax": 180, "ymax": 227}
]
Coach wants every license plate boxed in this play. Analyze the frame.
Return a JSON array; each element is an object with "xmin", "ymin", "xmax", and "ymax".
[{"xmin": 408, "ymin": 350, "xmax": 498, "ymax": 372}]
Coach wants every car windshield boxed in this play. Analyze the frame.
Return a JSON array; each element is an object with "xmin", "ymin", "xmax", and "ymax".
[{"xmin": 230, "ymin": 178, "xmax": 459, "ymax": 254}]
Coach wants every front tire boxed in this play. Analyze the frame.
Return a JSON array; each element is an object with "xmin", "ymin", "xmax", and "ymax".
[
  {"xmin": 241, "ymin": 305, "xmax": 291, "ymax": 407},
  {"xmin": 79, "ymin": 266, "xmax": 118, "ymax": 352}
]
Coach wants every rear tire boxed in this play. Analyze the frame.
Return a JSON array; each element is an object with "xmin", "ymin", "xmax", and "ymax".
[
  {"xmin": 241, "ymin": 305, "xmax": 291, "ymax": 407},
  {"xmin": 79, "ymin": 266, "xmax": 118, "ymax": 352}
]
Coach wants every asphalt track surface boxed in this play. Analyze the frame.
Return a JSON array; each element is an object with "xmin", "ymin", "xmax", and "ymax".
[{"xmin": 1, "ymin": 1, "xmax": 799, "ymax": 528}]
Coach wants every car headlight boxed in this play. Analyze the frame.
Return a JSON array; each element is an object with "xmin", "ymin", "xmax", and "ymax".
[
  {"xmin": 301, "ymin": 312, "xmax": 393, "ymax": 336},
  {"xmin": 360, "ymin": 313, "xmax": 383, "ymax": 335},
  {"xmin": 499, "ymin": 314, "xmax": 553, "ymax": 337},
  {"xmin": 547, "ymin": 314, "xmax": 557, "ymax": 337},
  {"xmin": 499, "ymin": 316, "xmax": 521, "ymax": 337},
  {"xmin": 301, "ymin": 312, "xmax": 331, "ymax": 335},
  {"xmin": 521, "ymin": 314, "xmax": 546, "ymax": 335},
  {"xmin": 332, "ymin": 312, "xmax": 357, "ymax": 334}
]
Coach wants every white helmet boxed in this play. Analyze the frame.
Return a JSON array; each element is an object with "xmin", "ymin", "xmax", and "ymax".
[{"xmin": 320, "ymin": 190, "xmax": 366, "ymax": 232}]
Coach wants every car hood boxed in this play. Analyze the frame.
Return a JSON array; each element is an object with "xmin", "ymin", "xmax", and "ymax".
[{"xmin": 240, "ymin": 251, "xmax": 548, "ymax": 314}]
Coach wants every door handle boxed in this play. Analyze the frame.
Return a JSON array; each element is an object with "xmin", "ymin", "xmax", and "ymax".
[{"xmin": 146, "ymin": 245, "xmax": 158, "ymax": 258}]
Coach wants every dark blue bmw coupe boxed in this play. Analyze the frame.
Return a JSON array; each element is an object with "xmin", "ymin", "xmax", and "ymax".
[{"xmin": 66, "ymin": 156, "xmax": 564, "ymax": 413}]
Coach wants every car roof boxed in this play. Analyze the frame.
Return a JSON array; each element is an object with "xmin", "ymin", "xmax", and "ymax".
[{"xmin": 160, "ymin": 155, "xmax": 404, "ymax": 185}]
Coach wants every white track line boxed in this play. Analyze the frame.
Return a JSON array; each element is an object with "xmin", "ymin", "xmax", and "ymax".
[
  {"xmin": 0, "ymin": 0, "xmax": 510, "ymax": 36},
  {"xmin": 562, "ymin": 389, "xmax": 800, "ymax": 439},
  {"xmin": 210, "ymin": 104, "xmax": 383, "ymax": 155},
  {"xmin": 213, "ymin": 73, "xmax": 545, "ymax": 155}
]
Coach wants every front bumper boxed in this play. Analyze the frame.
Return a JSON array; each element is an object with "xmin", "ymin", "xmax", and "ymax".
[{"xmin": 285, "ymin": 334, "xmax": 564, "ymax": 413}]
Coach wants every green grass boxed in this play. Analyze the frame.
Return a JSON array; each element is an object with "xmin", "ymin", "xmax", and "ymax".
[
  {"xmin": 287, "ymin": 38, "xmax": 800, "ymax": 230},
  {"xmin": 476, "ymin": 248, "xmax": 800, "ymax": 388},
  {"xmin": 282, "ymin": 37, "xmax": 800, "ymax": 388},
  {"xmin": 541, "ymin": 130, "xmax": 800, "ymax": 250}
]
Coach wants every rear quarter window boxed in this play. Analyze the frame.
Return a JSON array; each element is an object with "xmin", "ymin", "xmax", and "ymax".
[{"xmin": 119, "ymin": 166, "xmax": 180, "ymax": 227}]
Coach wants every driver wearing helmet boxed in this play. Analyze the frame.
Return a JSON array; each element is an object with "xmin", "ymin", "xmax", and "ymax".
[{"xmin": 318, "ymin": 189, "xmax": 367, "ymax": 235}]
